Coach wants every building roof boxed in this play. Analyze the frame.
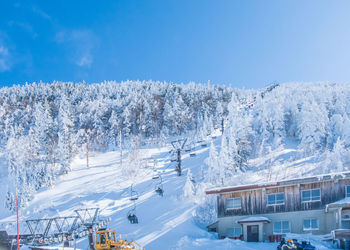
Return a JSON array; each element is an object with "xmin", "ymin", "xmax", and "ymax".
[
  {"xmin": 326, "ymin": 197, "xmax": 350, "ymax": 211},
  {"xmin": 237, "ymin": 216, "xmax": 271, "ymax": 224},
  {"xmin": 206, "ymin": 221, "xmax": 218, "ymax": 229},
  {"xmin": 332, "ymin": 229, "xmax": 350, "ymax": 240},
  {"xmin": 206, "ymin": 171, "xmax": 350, "ymax": 195}
]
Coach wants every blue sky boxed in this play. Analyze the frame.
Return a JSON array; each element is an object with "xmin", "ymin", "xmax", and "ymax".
[{"xmin": 1, "ymin": 1, "xmax": 350, "ymax": 89}]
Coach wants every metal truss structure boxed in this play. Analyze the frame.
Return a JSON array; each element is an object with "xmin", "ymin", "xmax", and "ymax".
[{"xmin": 0, "ymin": 207, "xmax": 111, "ymax": 248}]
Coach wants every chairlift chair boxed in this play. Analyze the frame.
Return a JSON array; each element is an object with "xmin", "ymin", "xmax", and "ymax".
[
  {"xmin": 129, "ymin": 184, "xmax": 139, "ymax": 201},
  {"xmin": 190, "ymin": 153, "xmax": 196, "ymax": 157},
  {"xmin": 130, "ymin": 195, "xmax": 138, "ymax": 201},
  {"xmin": 127, "ymin": 213, "xmax": 138, "ymax": 224},
  {"xmin": 152, "ymin": 174, "xmax": 160, "ymax": 180},
  {"xmin": 127, "ymin": 208, "xmax": 139, "ymax": 224},
  {"xmin": 151, "ymin": 159, "xmax": 160, "ymax": 179},
  {"xmin": 155, "ymin": 185, "xmax": 164, "ymax": 197},
  {"xmin": 155, "ymin": 176, "xmax": 164, "ymax": 197}
]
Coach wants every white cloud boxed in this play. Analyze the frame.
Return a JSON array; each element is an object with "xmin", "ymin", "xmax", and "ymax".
[
  {"xmin": 0, "ymin": 45, "xmax": 11, "ymax": 72},
  {"xmin": 54, "ymin": 31, "xmax": 66, "ymax": 43},
  {"xmin": 32, "ymin": 6, "xmax": 51, "ymax": 20},
  {"xmin": 8, "ymin": 21, "xmax": 38, "ymax": 39},
  {"xmin": 77, "ymin": 54, "xmax": 93, "ymax": 67},
  {"xmin": 55, "ymin": 29, "xmax": 97, "ymax": 67}
]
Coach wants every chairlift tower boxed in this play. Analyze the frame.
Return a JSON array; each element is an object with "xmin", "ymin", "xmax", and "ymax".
[
  {"xmin": 0, "ymin": 208, "xmax": 110, "ymax": 249},
  {"xmin": 170, "ymin": 138, "xmax": 187, "ymax": 176}
]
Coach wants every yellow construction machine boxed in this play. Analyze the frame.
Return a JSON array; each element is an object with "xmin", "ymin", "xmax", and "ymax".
[{"xmin": 94, "ymin": 229, "xmax": 144, "ymax": 250}]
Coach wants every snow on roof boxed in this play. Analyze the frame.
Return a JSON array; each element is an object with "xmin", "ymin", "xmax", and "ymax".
[
  {"xmin": 237, "ymin": 217, "xmax": 271, "ymax": 224},
  {"xmin": 326, "ymin": 197, "xmax": 350, "ymax": 210},
  {"xmin": 206, "ymin": 182, "xmax": 278, "ymax": 195},
  {"xmin": 206, "ymin": 221, "xmax": 218, "ymax": 228},
  {"xmin": 206, "ymin": 171, "xmax": 350, "ymax": 195}
]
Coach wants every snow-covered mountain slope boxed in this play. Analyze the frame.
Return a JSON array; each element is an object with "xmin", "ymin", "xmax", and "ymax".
[
  {"xmin": 0, "ymin": 139, "xmax": 211, "ymax": 249},
  {"xmin": 3, "ymin": 81, "xmax": 350, "ymax": 219},
  {"xmin": 0, "ymin": 134, "xmax": 336, "ymax": 250}
]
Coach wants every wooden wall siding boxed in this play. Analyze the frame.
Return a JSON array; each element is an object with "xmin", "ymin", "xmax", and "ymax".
[{"xmin": 218, "ymin": 178, "xmax": 350, "ymax": 217}]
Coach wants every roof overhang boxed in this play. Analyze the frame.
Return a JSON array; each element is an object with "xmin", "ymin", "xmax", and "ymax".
[
  {"xmin": 326, "ymin": 198, "xmax": 350, "ymax": 212},
  {"xmin": 237, "ymin": 217, "xmax": 271, "ymax": 224},
  {"xmin": 206, "ymin": 171, "xmax": 350, "ymax": 195},
  {"xmin": 205, "ymin": 183, "xmax": 278, "ymax": 195},
  {"xmin": 206, "ymin": 221, "xmax": 218, "ymax": 229},
  {"xmin": 327, "ymin": 203, "xmax": 350, "ymax": 209},
  {"xmin": 332, "ymin": 229, "xmax": 350, "ymax": 240}
]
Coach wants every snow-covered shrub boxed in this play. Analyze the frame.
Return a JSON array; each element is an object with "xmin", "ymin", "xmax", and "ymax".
[{"xmin": 193, "ymin": 182, "xmax": 217, "ymax": 228}]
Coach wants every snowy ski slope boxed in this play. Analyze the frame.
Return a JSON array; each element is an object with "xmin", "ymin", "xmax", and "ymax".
[{"xmin": 0, "ymin": 135, "xmax": 337, "ymax": 249}]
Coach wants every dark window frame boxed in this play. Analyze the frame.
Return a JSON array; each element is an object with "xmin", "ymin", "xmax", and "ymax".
[
  {"xmin": 226, "ymin": 197, "xmax": 242, "ymax": 210},
  {"xmin": 267, "ymin": 192, "xmax": 285, "ymax": 206},
  {"xmin": 301, "ymin": 188, "xmax": 321, "ymax": 203}
]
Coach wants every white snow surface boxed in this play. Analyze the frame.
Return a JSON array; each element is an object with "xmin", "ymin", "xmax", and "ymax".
[
  {"xmin": 327, "ymin": 197, "xmax": 350, "ymax": 205},
  {"xmin": 237, "ymin": 217, "xmax": 270, "ymax": 223},
  {"xmin": 0, "ymin": 135, "xmax": 338, "ymax": 249}
]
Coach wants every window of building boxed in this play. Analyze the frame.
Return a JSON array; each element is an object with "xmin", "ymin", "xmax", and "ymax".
[
  {"xmin": 303, "ymin": 219, "xmax": 319, "ymax": 230},
  {"xmin": 267, "ymin": 193, "xmax": 285, "ymax": 206},
  {"xmin": 342, "ymin": 211, "xmax": 350, "ymax": 229},
  {"xmin": 226, "ymin": 197, "xmax": 242, "ymax": 209},
  {"xmin": 227, "ymin": 227, "xmax": 242, "ymax": 237},
  {"xmin": 301, "ymin": 189, "xmax": 321, "ymax": 202},
  {"xmin": 273, "ymin": 221, "xmax": 290, "ymax": 234},
  {"xmin": 346, "ymin": 186, "xmax": 350, "ymax": 198}
]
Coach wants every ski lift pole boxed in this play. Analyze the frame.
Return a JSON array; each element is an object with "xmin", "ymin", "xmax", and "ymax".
[
  {"xmin": 62, "ymin": 232, "xmax": 65, "ymax": 250},
  {"xmin": 16, "ymin": 189, "xmax": 19, "ymax": 250},
  {"xmin": 176, "ymin": 149, "xmax": 181, "ymax": 176},
  {"xmin": 171, "ymin": 138, "xmax": 187, "ymax": 176},
  {"xmin": 119, "ymin": 130, "xmax": 123, "ymax": 168}
]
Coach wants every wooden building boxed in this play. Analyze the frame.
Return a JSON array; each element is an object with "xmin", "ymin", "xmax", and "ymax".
[{"xmin": 205, "ymin": 171, "xmax": 350, "ymax": 242}]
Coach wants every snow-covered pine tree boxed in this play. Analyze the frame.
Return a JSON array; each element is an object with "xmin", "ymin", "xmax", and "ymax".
[
  {"xmin": 122, "ymin": 134, "xmax": 144, "ymax": 180},
  {"xmin": 324, "ymin": 138, "xmax": 347, "ymax": 173},
  {"xmin": 57, "ymin": 96, "xmax": 75, "ymax": 174},
  {"xmin": 218, "ymin": 94, "xmax": 252, "ymax": 181},
  {"xmin": 297, "ymin": 94, "xmax": 328, "ymax": 153},
  {"xmin": 31, "ymin": 102, "xmax": 57, "ymax": 188},
  {"xmin": 205, "ymin": 142, "xmax": 221, "ymax": 185},
  {"xmin": 5, "ymin": 135, "xmax": 35, "ymax": 211},
  {"xmin": 183, "ymin": 169, "xmax": 195, "ymax": 199}
]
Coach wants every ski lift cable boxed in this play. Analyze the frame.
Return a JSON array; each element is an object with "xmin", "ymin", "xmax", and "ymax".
[
  {"xmin": 23, "ymin": 141, "xmax": 190, "ymax": 234},
  {"xmin": 95, "ymin": 140, "xmax": 182, "ymax": 213},
  {"xmin": 98, "ymin": 177, "xmax": 158, "ymax": 213},
  {"xmin": 21, "ymin": 148, "xmax": 176, "ymax": 233},
  {"xmin": 78, "ymin": 164, "xmax": 169, "ymax": 222}
]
